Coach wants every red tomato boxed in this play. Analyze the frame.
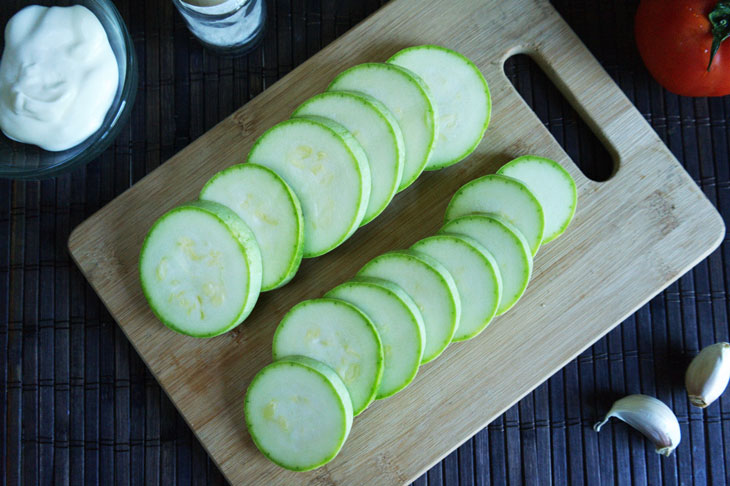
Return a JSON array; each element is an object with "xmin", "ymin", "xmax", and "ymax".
[{"xmin": 635, "ymin": 0, "xmax": 730, "ymax": 97}]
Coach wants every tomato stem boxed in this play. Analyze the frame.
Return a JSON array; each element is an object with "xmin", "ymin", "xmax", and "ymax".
[{"xmin": 708, "ymin": 1, "xmax": 730, "ymax": 71}]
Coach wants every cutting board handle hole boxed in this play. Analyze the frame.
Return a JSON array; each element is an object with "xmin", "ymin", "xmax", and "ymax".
[{"xmin": 504, "ymin": 54, "xmax": 614, "ymax": 182}]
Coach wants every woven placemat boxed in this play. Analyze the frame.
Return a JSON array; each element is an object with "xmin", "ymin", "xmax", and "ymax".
[{"xmin": 2, "ymin": 0, "xmax": 728, "ymax": 484}]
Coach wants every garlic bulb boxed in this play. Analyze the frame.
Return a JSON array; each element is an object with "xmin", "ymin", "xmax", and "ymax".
[
  {"xmin": 685, "ymin": 342, "xmax": 730, "ymax": 408},
  {"xmin": 594, "ymin": 394, "xmax": 680, "ymax": 456}
]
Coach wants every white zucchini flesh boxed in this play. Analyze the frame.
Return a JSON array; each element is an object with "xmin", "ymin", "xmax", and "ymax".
[
  {"xmin": 445, "ymin": 174, "xmax": 545, "ymax": 256},
  {"xmin": 244, "ymin": 355, "xmax": 353, "ymax": 471},
  {"xmin": 388, "ymin": 45, "xmax": 490, "ymax": 170},
  {"xmin": 328, "ymin": 62, "xmax": 436, "ymax": 191},
  {"xmin": 199, "ymin": 163, "xmax": 304, "ymax": 291},
  {"xmin": 326, "ymin": 276, "xmax": 425, "ymax": 399},
  {"xmin": 247, "ymin": 117, "xmax": 371, "ymax": 258},
  {"xmin": 357, "ymin": 250, "xmax": 460, "ymax": 364},
  {"xmin": 411, "ymin": 234, "xmax": 501, "ymax": 341},
  {"xmin": 440, "ymin": 214, "xmax": 532, "ymax": 315},
  {"xmin": 272, "ymin": 298, "xmax": 383, "ymax": 416},
  {"xmin": 497, "ymin": 155, "xmax": 577, "ymax": 243},
  {"xmin": 293, "ymin": 91, "xmax": 404, "ymax": 225},
  {"xmin": 139, "ymin": 200, "xmax": 262, "ymax": 337}
]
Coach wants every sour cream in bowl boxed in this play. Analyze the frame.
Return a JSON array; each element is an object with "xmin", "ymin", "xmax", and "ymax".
[
  {"xmin": 0, "ymin": 1, "xmax": 137, "ymax": 179},
  {"xmin": 0, "ymin": 5, "xmax": 119, "ymax": 151}
]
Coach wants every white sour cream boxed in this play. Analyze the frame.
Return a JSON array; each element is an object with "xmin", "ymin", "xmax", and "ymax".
[{"xmin": 0, "ymin": 5, "xmax": 119, "ymax": 151}]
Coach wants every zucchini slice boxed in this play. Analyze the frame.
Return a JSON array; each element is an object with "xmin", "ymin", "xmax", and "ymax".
[
  {"xmin": 247, "ymin": 117, "xmax": 371, "ymax": 258},
  {"xmin": 293, "ymin": 91, "xmax": 404, "ymax": 225},
  {"xmin": 328, "ymin": 62, "xmax": 436, "ymax": 191},
  {"xmin": 445, "ymin": 173, "xmax": 545, "ymax": 256},
  {"xmin": 326, "ymin": 276, "xmax": 425, "ymax": 398},
  {"xmin": 357, "ymin": 250, "xmax": 460, "ymax": 363},
  {"xmin": 497, "ymin": 155, "xmax": 577, "ymax": 243},
  {"xmin": 411, "ymin": 234, "xmax": 502, "ymax": 341},
  {"xmin": 139, "ymin": 200, "xmax": 262, "ymax": 337},
  {"xmin": 200, "ymin": 163, "xmax": 304, "ymax": 291},
  {"xmin": 244, "ymin": 355, "xmax": 353, "ymax": 471},
  {"xmin": 272, "ymin": 298, "xmax": 384, "ymax": 416},
  {"xmin": 389, "ymin": 45, "xmax": 490, "ymax": 169},
  {"xmin": 441, "ymin": 214, "xmax": 532, "ymax": 315}
]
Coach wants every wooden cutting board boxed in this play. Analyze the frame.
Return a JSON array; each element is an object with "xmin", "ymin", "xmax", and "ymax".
[{"xmin": 68, "ymin": 0, "xmax": 725, "ymax": 484}]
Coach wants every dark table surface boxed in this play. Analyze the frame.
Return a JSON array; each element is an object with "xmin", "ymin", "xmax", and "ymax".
[{"xmin": 2, "ymin": 0, "xmax": 730, "ymax": 484}]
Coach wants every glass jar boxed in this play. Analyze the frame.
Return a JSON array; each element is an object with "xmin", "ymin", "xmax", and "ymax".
[{"xmin": 173, "ymin": 0, "xmax": 266, "ymax": 56}]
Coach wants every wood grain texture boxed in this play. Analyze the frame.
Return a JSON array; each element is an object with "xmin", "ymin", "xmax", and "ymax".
[{"xmin": 67, "ymin": 0, "xmax": 724, "ymax": 484}]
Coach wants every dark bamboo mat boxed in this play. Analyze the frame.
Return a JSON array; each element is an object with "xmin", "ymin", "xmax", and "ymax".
[{"xmin": 1, "ymin": 0, "xmax": 729, "ymax": 484}]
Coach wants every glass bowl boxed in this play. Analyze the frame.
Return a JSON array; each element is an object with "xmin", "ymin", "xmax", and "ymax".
[{"xmin": 0, "ymin": 0, "xmax": 138, "ymax": 180}]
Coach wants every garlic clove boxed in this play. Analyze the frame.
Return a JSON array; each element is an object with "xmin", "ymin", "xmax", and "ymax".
[
  {"xmin": 685, "ymin": 342, "xmax": 730, "ymax": 408},
  {"xmin": 594, "ymin": 394, "xmax": 681, "ymax": 456}
]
